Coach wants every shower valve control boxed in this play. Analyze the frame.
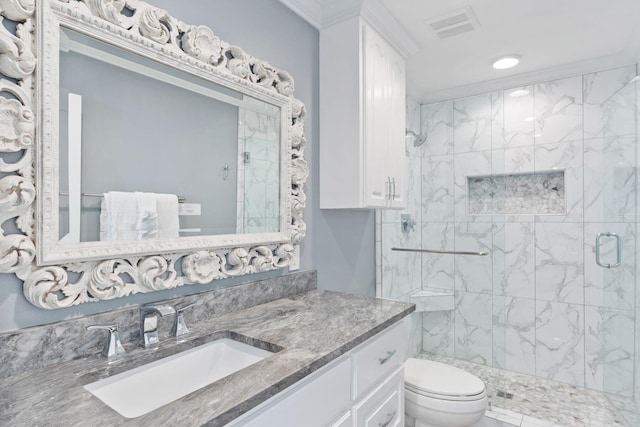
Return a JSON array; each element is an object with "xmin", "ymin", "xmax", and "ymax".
[{"xmin": 401, "ymin": 214, "xmax": 416, "ymax": 233}]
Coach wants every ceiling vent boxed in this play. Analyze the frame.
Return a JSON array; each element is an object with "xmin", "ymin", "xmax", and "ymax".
[{"xmin": 427, "ymin": 6, "xmax": 480, "ymax": 40}]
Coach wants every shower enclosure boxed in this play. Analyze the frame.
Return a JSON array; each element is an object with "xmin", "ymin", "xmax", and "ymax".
[{"xmin": 378, "ymin": 64, "xmax": 640, "ymax": 424}]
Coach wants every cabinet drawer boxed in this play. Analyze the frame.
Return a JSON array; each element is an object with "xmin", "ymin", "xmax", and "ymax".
[
  {"xmin": 354, "ymin": 367, "xmax": 404, "ymax": 427},
  {"xmin": 240, "ymin": 356, "xmax": 351, "ymax": 427},
  {"xmin": 331, "ymin": 410, "xmax": 353, "ymax": 427},
  {"xmin": 352, "ymin": 321, "xmax": 405, "ymax": 399}
]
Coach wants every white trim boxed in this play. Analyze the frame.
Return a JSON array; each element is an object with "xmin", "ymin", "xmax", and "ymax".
[
  {"xmin": 278, "ymin": 0, "xmax": 324, "ymax": 29},
  {"xmin": 59, "ymin": 92, "xmax": 82, "ymax": 245},
  {"xmin": 60, "ymin": 28, "xmax": 279, "ymax": 118},
  {"xmin": 359, "ymin": 0, "xmax": 418, "ymax": 59},
  {"xmin": 279, "ymin": 0, "xmax": 418, "ymax": 58},
  {"xmin": 415, "ymin": 51, "xmax": 637, "ymax": 103},
  {"xmin": 318, "ymin": 0, "xmax": 361, "ymax": 28}
]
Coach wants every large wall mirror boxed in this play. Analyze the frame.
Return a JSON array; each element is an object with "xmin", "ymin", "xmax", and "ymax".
[{"xmin": 0, "ymin": 0, "xmax": 308, "ymax": 309}]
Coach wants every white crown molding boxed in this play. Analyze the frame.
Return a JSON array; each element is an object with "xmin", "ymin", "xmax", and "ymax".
[
  {"xmin": 278, "ymin": 0, "xmax": 324, "ymax": 29},
  {"xmin": 415, "ymin": 51, "xmax": 638, "ymax": 104},
  {"xmin": 279, "ymin": 0, "xmax": 418, "ymax": 58},
  {"xmin": 359, "ymin": 0, "xmax": 418, "ymax": 58}
]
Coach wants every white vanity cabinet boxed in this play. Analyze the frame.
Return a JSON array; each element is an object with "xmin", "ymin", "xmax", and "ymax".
[
  {"xmin": 319, "ymin": 17, "xmax": 407, "ymax": 210},
  {"xmin": 231, "ymin": 321, "xmax": 406, "ymax": 426}
]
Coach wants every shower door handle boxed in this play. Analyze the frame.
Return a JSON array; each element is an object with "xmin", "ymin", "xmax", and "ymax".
[{"xmin": 595, "ymin": 232, "xmax": 621, "ymax": 269}]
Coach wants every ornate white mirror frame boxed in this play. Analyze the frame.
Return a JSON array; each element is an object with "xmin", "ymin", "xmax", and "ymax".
[{"xmin": 0, "ymin": 0, "xmax": 308, "ymax": 309}]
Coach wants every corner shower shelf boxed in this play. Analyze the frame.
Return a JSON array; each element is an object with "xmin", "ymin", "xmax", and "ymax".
[{"xmin": 410, "ymin": 289, "xmax": 454, "ymax": 312}]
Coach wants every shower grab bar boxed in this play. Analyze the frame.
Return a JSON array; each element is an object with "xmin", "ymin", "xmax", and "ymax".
[
  {"xmin": 595, "ymin": 232, "xmax": 621, "ymax": 269},
  {"xmin": 391, "ymin": 247, "xmax": 488, "ymax": 256}
]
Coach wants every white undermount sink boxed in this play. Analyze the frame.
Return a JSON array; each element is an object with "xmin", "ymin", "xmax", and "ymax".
[{"xmin": 84, "ymin": 338, "xmax": 274, "ymax": 418}]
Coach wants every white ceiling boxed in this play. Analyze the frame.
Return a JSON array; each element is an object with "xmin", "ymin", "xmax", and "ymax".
[{"xmin": 377, "ymin": 0, "xmax": 640, "ymax": 102}]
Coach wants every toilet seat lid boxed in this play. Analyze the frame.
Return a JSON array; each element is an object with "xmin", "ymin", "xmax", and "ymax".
[{"xmin": 405, "ymin": 358, "xmax": 485, "ymax": 398}]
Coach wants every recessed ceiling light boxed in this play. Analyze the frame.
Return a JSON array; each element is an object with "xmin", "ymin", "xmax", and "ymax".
[
  {"xmin": 493, "ymin": 55, "xmax": 520, "ymax": 70},
  {"xmin": 509, "ymin": 89, "xmax": 529, "ymax": 97}
]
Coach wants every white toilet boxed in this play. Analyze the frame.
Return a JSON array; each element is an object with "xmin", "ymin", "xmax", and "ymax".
[{"xmin": 404, "ymin": 358, "xmax": 488, "ymax": 427}]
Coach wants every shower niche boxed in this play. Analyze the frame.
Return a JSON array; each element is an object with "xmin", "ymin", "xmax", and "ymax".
[{"xmin": 467, "ymin": 170, "xmax": 565, "ymax": 215}]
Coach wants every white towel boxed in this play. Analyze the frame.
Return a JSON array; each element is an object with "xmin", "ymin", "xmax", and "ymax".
[
  {"xmin": 135, "ymin": 192, "xmax": 158, "ymax": 240},
  {"xmin": 100, "ymin": 191, "xmax": 139, "ymax": 241},
  {"xmin": 155, "ymin": 194, "xmax": 180, "ymax": 239},
  {"xmin": 100, "ymin": 191, "xmax": 179, "ymax": 241}
]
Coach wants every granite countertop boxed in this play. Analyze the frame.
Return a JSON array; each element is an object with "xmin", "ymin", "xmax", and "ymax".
[{"xmin": 0, "ymin": 290, "xmax": 414, "ymax": 427}]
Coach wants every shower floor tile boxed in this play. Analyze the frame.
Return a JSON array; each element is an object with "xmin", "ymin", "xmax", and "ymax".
[{"xmin": 419, "ymin": 352, "xmax": 630, "ymax": 426}]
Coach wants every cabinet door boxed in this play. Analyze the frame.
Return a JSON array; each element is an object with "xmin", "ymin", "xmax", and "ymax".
[
  {"xmin": 386, "ymin": 46, "xmax": 406, "ymax": 209},
  {"xmin": 362, "ymin": 23, "xmax": 392, "ymax": 208},
  {"xmin": 362, "ymin": 23, "xmax": 406, "ymax": 209},
  {"xmin": 353, "ymin": 367, "xmax": 404, "ymax": 427}
]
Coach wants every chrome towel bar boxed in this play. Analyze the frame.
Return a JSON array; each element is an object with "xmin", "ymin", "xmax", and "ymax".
[
  {"xmin": 391, "ymin": 247, "xmax": 488, "ymax": 256},
  {"xmin": 60, "ymin": 192, "xmax": 186, "ymax": 203}
]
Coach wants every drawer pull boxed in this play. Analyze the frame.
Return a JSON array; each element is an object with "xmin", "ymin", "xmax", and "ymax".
[
  {"xmin": 378, "ymin": 349, "xmax": 397, "ymax": 365},
  {"xmin": 379, "ymin": 410, "xmax": 397, "ymax": 427}
]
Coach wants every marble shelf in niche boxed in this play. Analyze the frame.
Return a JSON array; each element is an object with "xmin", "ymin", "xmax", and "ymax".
[{"xmin": 466, "ymin": 170, "xmax": 565, "ymax": 215}]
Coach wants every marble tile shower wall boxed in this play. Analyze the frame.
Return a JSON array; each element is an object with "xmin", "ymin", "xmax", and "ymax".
[
  {"xmin": 377, "ymin": 96, "xmax": 424, "ymax": 359},
  {"xmin": 415, "ymin": 65, "xmax": 639, "ymax": 394},
  {"xmin": 237, "ymin": 107, "xmax": 280, "ymax": 234}
]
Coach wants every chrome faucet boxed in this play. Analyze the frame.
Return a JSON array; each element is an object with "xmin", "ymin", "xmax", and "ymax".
[
  {"xmin": 172, "ymin": 303, "xmax": 196, "ymax": 338},
  {"xmin": 86, "ymin": 324, "xmax": 126, "ymax": 359},
  {"xmin": 140, "ymin": 303, "xmax": 176, "ymax": 348}
]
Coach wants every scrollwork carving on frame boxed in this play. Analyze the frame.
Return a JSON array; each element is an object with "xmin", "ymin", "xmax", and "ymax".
[{"xmin": 0, "ymin": 0, "xmax": 308, "ymax": 309}]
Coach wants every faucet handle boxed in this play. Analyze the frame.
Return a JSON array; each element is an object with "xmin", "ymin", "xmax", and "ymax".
[
  {"xmin": 172, "ymin": 303, "xmax": 196, "ymax": 338},
  {"xmin": 87, "ymin": 324, "xmax": 126, "ymax": 358}
]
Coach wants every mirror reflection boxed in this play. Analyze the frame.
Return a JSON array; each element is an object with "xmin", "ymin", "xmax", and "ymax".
[{"xmin": 57, "ymin": 28, "xmax": 281, "ymax": 244}]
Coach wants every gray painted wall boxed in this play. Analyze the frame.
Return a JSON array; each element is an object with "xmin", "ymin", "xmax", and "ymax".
[{"xmin": 0, "ymin": 0, "xmax": 375, "ymax": 333}]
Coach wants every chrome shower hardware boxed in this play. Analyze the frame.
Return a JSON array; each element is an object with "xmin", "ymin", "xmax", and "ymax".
[
  {"xmin": 595, "ymin": 232, "xmax": 621, "ymax": 269},
  {"xmin": 401, "ymin": 214, "xmax": 416, "ymax": 232}
]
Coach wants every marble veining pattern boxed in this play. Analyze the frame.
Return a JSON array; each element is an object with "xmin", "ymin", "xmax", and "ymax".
[
  {"xmin": 0, "ymin": 291, "xmax": 414, "ymax": 426},
  {"xmin": 583, "ymin": 135, "xmax": 636, "ymax": 223},
  {"xmin": 584, "ymin": 306, "xmax": 634, "ymax": 397},
  {"xmin": 381, "ymin": 67, "xmax": 639, "ymax": 408},
  {"xmin": 454, "ymin": 291, "xmax": 493, "ymax": 365},
  {"xmin": 454, "ymin": 93, "xmax": 493, "ymax": 153},
  {"xmin": 422, "ymin": 100, "xmax": 453, "ymax": 156},
  {"xmin": 422, "ymin": 154, "xmax": 455, "ymax": 221},
  {"xmin": 492, "ymin": 222, "xmax": 535, "ymax": 299},
  {"xmin": 534, "ymin": 141, "xmax": 584, "ymax": 222},
  {"xmin": 535, "ymin": 301, "xmax": 585, "ymax": 386},
  {"xmin": 534, "ymin": 76, "xmax": 583, "ymax": 145},
  {"xmin": 454, "ymin": 223, "xmax": 492, "ymax": 293},
  {"xmin": 583, "ymin": 65, "xmax": 637, "ymax": 139},
  {"xmin": 0, "ymin": 271, "xmax": 317, "ymax": 379},
  {"xmin": 503, "ymin": 86, "xmax": 536, "ymax": 148},
  {"xmin": 421, "ymin": 222, "xmax": 455, "ymax": 290},
  {"xmin": 422, "ymin": 310, "xmax": 455, "ymax": 357},
  {"xmin": 492, "ymin": 146, "xmax": 535, "ymax": 176},
  {"xmin": 381, "ymin": 222, "xmax": 421, "ymax": 299},
  {"xmin": 492, "ymin": 296, "xmax": 536, "ymax": 376},
  {"xmin": 455, "ymin": 150, "xmax": 493, "ymax": 222},
  {"xmin": 535, "ymin": 223, "xmax": 584, "ymax": 304},
  {"xmin": 421, "ymin": 353, "xmax": 629, "ymax": 426}
]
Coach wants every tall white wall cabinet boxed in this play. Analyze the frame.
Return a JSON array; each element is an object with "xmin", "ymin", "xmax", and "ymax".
[{"xmin": 314, "ymin": 1, "xmax": 418, "ymax": 209}]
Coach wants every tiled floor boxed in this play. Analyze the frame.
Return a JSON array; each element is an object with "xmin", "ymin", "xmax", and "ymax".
[{"xmin": 418, "ymin": 353, "xmax": 633, "ymax": 426}]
